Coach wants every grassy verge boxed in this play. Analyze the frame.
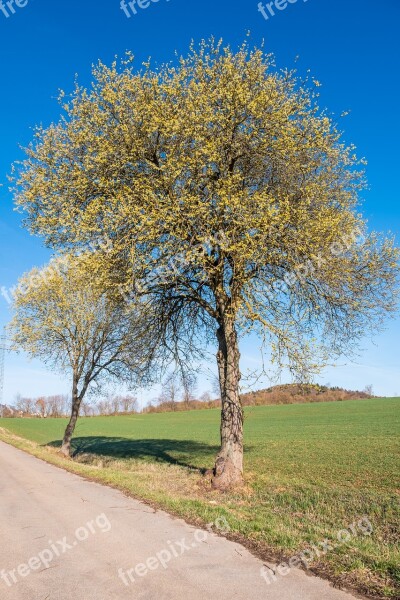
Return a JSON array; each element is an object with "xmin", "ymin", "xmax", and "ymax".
[{"xmin": 0, "ymin": 398, "xmax": 399, "ymax": 598}]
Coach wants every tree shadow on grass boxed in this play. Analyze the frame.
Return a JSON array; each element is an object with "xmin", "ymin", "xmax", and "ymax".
[{"xmin": 45, "ymin": 436, "xmax": 219, "ymax": 474}]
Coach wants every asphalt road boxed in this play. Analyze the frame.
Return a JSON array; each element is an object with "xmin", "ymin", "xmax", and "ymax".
[{"xmin": 0, "ymin": 440, "xmax": 358, "ymax": 600}]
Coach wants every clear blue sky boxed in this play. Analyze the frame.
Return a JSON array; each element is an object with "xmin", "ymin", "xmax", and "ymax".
[{"xmin": 0, "ymin": 0, "xmax": 399, "ymax": 404}]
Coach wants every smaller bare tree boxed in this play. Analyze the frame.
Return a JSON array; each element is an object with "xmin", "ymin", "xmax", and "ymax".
[
  {"xmin": 36, "ymin": 397, "xmax": 47, "ymax": 418},
  {"xmin": 363, "ymin": 384, "xmax": 374, "ymax": 397},
  {"xmin": 9, "ymin": 255, "xmax": 161, "ymax": 456},
  {"xmin": 15, "ymin": 395, "xmax": 35, "ymax": 415},
  {"xmin": 200, "ymin": 391, "xmax": 212, "ymax": 403},
  {"xmin": 46, "ymin": 395, "xmax": 68, "ymax": 417},
  {"xmin": 119, "ymin": 395, "xmax": 138, "ymax": 413},
  {"xmin": 156, "ymin": 372, "xmax": 181, "ymax": 411},
  {"xmin": 181, "ymin": 373, "xmax": 198, "ymax": 407},
  {"xmin": 81, "ymin": 400, "xmax": 95, "ymax": 417}
]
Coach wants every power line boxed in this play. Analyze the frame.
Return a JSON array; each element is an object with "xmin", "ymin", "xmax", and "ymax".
[
  {"xmin": 0, "ymin": 327, "xmax": 6, "ymax": 405},
  {"xmin": 0, "ymin": 327, "xmax": 10, "ymax": 405}
]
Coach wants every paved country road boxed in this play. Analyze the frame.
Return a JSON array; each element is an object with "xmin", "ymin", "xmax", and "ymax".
[{"xmin": 0, "ymin": 441, "xmax": 359, "ymax": 600}]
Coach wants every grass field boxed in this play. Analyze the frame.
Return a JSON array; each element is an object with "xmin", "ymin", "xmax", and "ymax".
[{"xmin": 1, "ymin": 398, "xmax": 399, "ymax": 598}]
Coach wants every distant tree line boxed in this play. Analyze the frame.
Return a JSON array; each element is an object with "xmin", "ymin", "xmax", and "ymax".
[
  {"xmin": 3, "ymin": 394, "xmax": 139, "ymax": 418},
  {"xmin": 0, "ymin": 383, "xmax": 377, "ymax": 419}
]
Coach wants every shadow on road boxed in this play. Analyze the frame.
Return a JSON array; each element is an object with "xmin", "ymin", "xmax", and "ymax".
[{"xmin": 45, "ymin": 436, "xmax": 218, "ymax": 473}]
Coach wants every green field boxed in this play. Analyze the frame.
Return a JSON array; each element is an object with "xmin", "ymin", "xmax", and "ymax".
[{"xmin": 1, "ymin": 398, "xmax": 399, "ymax": 598}]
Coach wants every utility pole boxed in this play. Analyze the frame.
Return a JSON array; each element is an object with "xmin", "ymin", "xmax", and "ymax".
[{"xmin": 0, "ymin": 327, "xmax": 7, "ymax": 405}]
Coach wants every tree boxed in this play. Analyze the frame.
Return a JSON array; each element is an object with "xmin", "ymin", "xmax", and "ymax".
[
  {"xmin": 15, "ymin": 394, "xmax": 35, "ymax": 415},
  {"xmin": 200, "ymin": 391, "xmax": 212, "ymax": 403},
  {"xmin": 9, "ymin": 255, "xmax": 160, "ymax": 456},
  {"xmin": 158, "ymin": 372, "xmax": 181, "ymax": 410},
  {"xmin": 181, "ymin": 373, "xmax": 197, "ymax": 407},
  {"xmin": 363, "ymin": 384, "xmax": 374, "ymax": 397},
  {"xmin": 13, "ymin": 40, "xmax": 399, "ymax": 488},
  {"xmin": 36, "ymin": 397, "xmax": 47, "ymax": 418},
  {"xmin": 81, "ymin": 399, "xmax": 95, "ymax": 417},
  {"xmin": 97, "ymin": 398, "xmax": 112, "ymax": 416},
  {"xmin": 47, "ymin": 394, "xmax": 68, "ymax": 417},
  {"xmin": 118, "ymin": 394, "xmax": 138, "ymax": 413}
]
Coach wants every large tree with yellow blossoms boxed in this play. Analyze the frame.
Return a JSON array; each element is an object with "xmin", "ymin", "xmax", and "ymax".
[{"xmin": 13, "ymin": 40, "xmax": 399, "ymax": 489}]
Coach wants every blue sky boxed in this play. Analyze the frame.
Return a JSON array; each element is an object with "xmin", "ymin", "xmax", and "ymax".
[{"xmin": 0, "ymin": 0, "xmax": 399, "ymax": 405}]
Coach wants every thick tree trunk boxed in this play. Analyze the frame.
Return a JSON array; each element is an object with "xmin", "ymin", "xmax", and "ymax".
[
  {"xmin": 61, "ymin": 378, "xmax": 81, "ymax": 457},
  {"xmin": 212, "ymin": 318, "xmax": 244, "ymax": 490}
]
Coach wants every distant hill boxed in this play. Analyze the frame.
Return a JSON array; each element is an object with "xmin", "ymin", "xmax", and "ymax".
[
  {"xmin": 239, "ymin": 383, "xmax": 373, "ymax": 406},
  {"xmin": 144, "ymin": 384, "xmax": 374, "ymax": 413}
]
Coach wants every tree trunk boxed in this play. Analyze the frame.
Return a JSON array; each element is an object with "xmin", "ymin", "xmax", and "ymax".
[
  {"xmin": 61, "ymin": 377, "xmax": 81, "ymax": 457},
  {"xmin": 212, "ymin": 318, "xmax": 244, "ymax": 490}
]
